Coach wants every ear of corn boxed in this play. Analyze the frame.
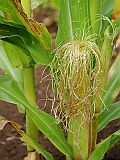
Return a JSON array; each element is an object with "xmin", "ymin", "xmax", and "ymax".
[{"xmin": 51, "ymin": 39, "xmax": 106, "ymax": 159}]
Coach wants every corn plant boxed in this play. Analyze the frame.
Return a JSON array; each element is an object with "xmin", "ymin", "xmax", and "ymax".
[
  {"xmin": 50, "ymin": 0, "xmax": 120, "ymax": 159},
  {"xmin": 0, "ymin": 0, "xmax": 120, "ymax": 160},
  {"xmin": 0, "ymin": 0, "xmax": 66, "ymax": 159}
]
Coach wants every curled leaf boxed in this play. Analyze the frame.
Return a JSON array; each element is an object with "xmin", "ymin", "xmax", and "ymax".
[
  {"xmin": 0, "ymin": 116, "xmax": 9, "ymax": 130},
  {"xmin": 24, "ymin": 152, "xmax": 40, "ymax": 160}
]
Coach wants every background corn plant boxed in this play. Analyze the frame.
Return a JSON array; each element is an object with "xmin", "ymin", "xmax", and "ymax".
[{"xmin": 0, "ymin": 0, "xmax": 120, "ymax": 160}]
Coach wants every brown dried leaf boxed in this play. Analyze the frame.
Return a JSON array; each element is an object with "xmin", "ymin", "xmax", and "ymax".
[
  {"xmin": 10, "ymin": 121, "xmax": 22, "ymax": 132},
  {"xmin": 0, "ymin": 116, "xmax": 53, "ymax": 160},
  {"xmin": 0, "ymin": 116, "xmax": 9, "ymax": 130},
  {"xmin": 12, "ymin": 0, "xmax": 45, "ymax": 39},
  {"xmin": 24, "ymin": 151, "xmax": 40, "ymax": 160},
  {"xmin": 0, "ymin": 116, "xmax": 22, "ymax": 134}
]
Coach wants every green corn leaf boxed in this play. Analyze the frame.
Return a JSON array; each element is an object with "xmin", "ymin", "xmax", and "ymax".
[
  {"xmin": 56, "ymin": 0, "xmax": 103, "ymax": 46},
  {"xmin": 102, "ymin": 0, "xmax": 115, "ymax": 15},
  {"xmin": 0, "ymin": 43, "xmax": 24, "ymax": 94},
  {"xmin": 98, "ymin": 55, "xmax": 120, "ymax": 132},
  {"xmin": 98, "ymin": 102, "xmax": 120, "ymax": 132},
  {"xmin": 0, "ymin": 76, "xmax": 73, "ymax": 158},
  {"xmin": 21, "ymin": 132, "xmax": 54, "ymax": 160},
  {"xmin": 32, "ymin": 0, "xmax": 44, "ymax": 9},
  {"xmin": 0, "ymin": 42, "xmax": 23, "ymax": 94},
  {"xmin": 88, "ymin": 129, "xmax": 120, "ymax": 160},
  {"xmin": 1, "ymin": 35, "xmax": 51, "ymax": 66},
  {"xmin": 0, "ymin": 0, "xmax": 48, "ymax": 40},
  {"xmin": 0, "ymin": 0, "xmax": 22, "ymax": 24},
  {"xmin": 89, "ymin": 0, "xmax": 103, "ymax": 34},
  {"xmin": 0, "ymin": 0, "xmax": 52, "ymax": 65},
  {"xmin": 56, "ymin": 0, "xmax": 74, "ymax": 45},
  {"xmin": 0, "ymin": 39, "xmax": 28, "ymax": 112},
  {"xmin": 113, "ymin": 17, "xmax": 120, "ymax": 31},
  {"xmin": 32, "ymin": 0, "xmax": 60, "ymax": 9},
  {"xmin": 0, "ymin": 15, "xmax": 26, "ymax": 29},
  {"xmin": 3, "ymin": 42, "xmax": 23, "ymax": 67},
  {"xmin": 51, "ymin": 0, "xmax": 60, "ymax": 9},
  {"xmin": 56, "ymin": 0, "xmax": 90, "ymax": 45},
  {"xmin": 112, "ymin": 0, "xmax": 120, "ymax": 20},
  {"xmin": 0, "ymin": 45, "xmax": 24, "ymax": 112},
  {"xmin": 103, "ymin": 55, "xmax": 120, "ymax": 107},
  {"xmin": 0, "ymin": 17, "xmax": 33, "ymax": 67},
  {"xmin": 0, "ymin": 43, "xmax": 16, "ymax": 79},
  {"xmin": 3, "ymin": 41, "xmax": 33, "ymax": 68},
  {"xmin": 0, "ymin": 21, "xmax": 52, "ymax": 65},
  {"xmin": 0, "ymin": 42, "xmax": 25, "ymax": 112}
]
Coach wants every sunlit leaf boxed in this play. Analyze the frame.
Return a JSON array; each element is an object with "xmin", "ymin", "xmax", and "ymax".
[
  {"xmin": 98, "ymin": 102, "xmax": 120, "ymax": 132},
  {"xmin": 89, "ymin": 129, "xmax": 120, "ymax": 160},
  {"xmin": 103, "ymin": 55, "xmax": 120, "ymax": 107},
  {"xmin": 0, "ymin": 0, "xmax": 52, "ymax": 65},
  {"xmin": 32, "ymin": 0, "xmax": 44, "ymax": 9},
  {"xmin": 102, "ymin": 0, "xmax": 115, "ymax": 15},
  {"xmin": 56, "ymin": 0, "xmax": 102, "ymax": 46},
  {"xmin": 0, "ymin": 42, "xmax": 25, "ymax": 112},
  {"xmin": 0, "ymin": 44, "xmax": 16, "ymax": 78},
  {"xmin": 0, "ymin": 21, "xmax": 52, "ymax": 65}
]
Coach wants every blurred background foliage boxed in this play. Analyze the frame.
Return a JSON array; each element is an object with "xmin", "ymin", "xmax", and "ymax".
[{"xmin": 32, "ymin": 0, "xmax": 60, "ymax": 10}]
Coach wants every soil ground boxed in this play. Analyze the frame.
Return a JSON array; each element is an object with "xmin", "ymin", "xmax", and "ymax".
[{"xmin": 0, "ymin": 6, "xmax": 120, "ymax": 160}]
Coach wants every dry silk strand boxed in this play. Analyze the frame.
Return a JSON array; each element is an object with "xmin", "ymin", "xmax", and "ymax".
[{"xmin": 50, "ymin": 40, "xmax": 104, "ymax": 128}]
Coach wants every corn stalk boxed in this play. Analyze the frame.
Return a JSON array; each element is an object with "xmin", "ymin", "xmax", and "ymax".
[{"xmin": 21, "ymin": 0, "xmax": 39, "ymax": 154}]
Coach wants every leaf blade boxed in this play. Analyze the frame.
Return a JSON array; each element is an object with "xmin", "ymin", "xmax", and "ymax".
[
  {"xmin": 89, "ymin": 130, "xmax": 120, "ymax": 160},
  {"xmin": 0, "ymin": 76, "xmax": 73, "ymax": 158},
  {"xmin": 98, "ymin": 102, "xmax": 120, "ymax": 132}
]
